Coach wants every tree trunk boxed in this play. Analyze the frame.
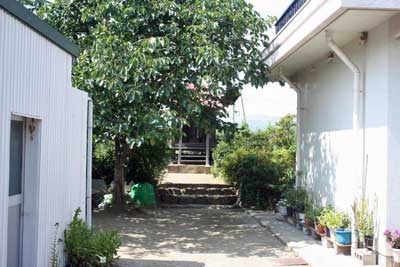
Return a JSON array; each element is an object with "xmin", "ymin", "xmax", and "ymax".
[{"xmin": 113, "ymin": 138, "xmax": 130, "ymax": 206}]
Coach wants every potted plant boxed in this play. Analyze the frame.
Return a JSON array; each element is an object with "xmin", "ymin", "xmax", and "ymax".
[
  {"xmin": 282, "ymin": 189, "xmax": 297, "ymax": 218},
  {"xmin": 277, "ymin": 198, "xmax": 292, "ymax": 216},
  {"xmin": 305, "ymin": 205, "xmax": 322, "ymax": 229},
  {"xmin": 318, "ymin": 206, "xmax": 335, "ymax": 238},
  {"xmin": 334, "ymin": 213, "xmax": 352, "ymax": 245},
  {"xmin": 352, "ymin": 198, "xmax": 374, "ymax": 248},
  {"xmin": 384, "ymin": 230, "xmax": 400, "ymax": 263},
  {"xmin": 384, "ymin": 229, "xmax": 393, "ymax": 256}
]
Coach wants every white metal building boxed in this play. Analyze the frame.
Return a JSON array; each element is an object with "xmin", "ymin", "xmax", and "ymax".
[
  {"xmin": 0, "ymin": 0, "xmax": 92, "ymax": 266},
  {"xmin": 265, "ymin": 0, "xmax": 400, "ymax": 265}
]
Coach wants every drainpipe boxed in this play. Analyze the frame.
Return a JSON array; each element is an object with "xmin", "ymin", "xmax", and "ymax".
[
  {"xmin": 281, "ymin": 73, "xmax": 303, "ymax": 188},
  {"xmin": 326, "ymin": 32, "xmax": 364, "ymax": 254},
  {"xmin": 86, "ymin": 98, "xmax": 93, "ymax": 228}
]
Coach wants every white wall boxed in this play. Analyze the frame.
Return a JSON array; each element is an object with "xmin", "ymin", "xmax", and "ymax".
[
  {"xmin": 294, "ymin": 17, "xmax": 395, "ymax": 255},
  {"xmin": 387, "ymin": 13, "xmax": 400, "ymax": 234},
  {"xmin": 0, "ymin": 9, "xmax": 88, "ymax": 267}
]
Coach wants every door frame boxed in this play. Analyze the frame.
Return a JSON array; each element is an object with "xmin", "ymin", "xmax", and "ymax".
[{"xmin": 8, "ymin": 115, "xmax": 26, "ymax": 267}]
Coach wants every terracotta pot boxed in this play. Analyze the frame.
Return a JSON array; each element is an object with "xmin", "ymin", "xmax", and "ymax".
[{"xmin": 315, "ymin": 222, "xmax": 325, "ymax": 234}]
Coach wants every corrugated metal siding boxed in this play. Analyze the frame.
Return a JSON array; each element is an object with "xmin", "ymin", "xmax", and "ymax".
[{"xmin": 0, "ymin": 9, "xmax": 88, "ymax": 267}]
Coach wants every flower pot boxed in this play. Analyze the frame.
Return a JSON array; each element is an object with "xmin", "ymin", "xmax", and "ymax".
[
  {"xmin": 335, "ymin": 228, "xmax": 352, "ymax": 245},
  {"xmin": 357, "ymin": 230, "xmax": 366, "ymax": 248},
  {"xmin": 315, "ymin": 222, "xmax": 325, "ymax": 235},
  {"xmin": 385, "ymin": 241, "xmax": 393, "ymax": 256},
  {"xmin": 325, "ymin": 227, "xmax": 331, "ymax": 237},
  {"xmin": 365, "ymin": 235, "xmax": 374, "ymax": 249},
  {"xmin": 278, "ymin": 206, "xmax": 288, "ymax": 216},
  {"xmin": 392, "ymin": 248, "xmax": 400, "ymax": 263},
  {"xmin": 287, "ymin": 207, "xmax": 293, "ymax": 217}
]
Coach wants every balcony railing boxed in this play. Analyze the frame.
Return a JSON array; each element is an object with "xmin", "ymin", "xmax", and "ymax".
[{"xmin": 275, "ymin": 0, "xmax": 307, "ymax": 34}]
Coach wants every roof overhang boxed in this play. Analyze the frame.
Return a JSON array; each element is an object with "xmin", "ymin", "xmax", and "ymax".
[
  {"xmin": 264, "ymin": 0, "xmax": 400, "ymax": 78},
  {"xmin": 0, "ymin": 0, "xmax": 80, "ymax": 57}
]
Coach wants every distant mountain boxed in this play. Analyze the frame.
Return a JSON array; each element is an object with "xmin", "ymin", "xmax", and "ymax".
[{"xmin": 245, "ymin": 115, "xmax": 281, "ymax": 131}]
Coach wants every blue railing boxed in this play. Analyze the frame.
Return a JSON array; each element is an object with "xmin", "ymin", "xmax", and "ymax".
[{"xmin": 275, "ymin": 0, "xmax": 307, "ymax": 34}]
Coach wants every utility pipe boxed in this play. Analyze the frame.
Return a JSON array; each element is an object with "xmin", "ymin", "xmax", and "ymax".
[
  {"xmin": 326, "ymin": 32, "xmax": 364, "ymax": 254},
  {"xmin": 281, "ymin": 73, "xmax": 303, "ymax": 188},
  {"xmin": 86, "ymin": 98, "xmax": 93, "ymax": 228},
  {"xmin": 326, "ymin": 32, "xmax": 364, "ymax": 194}
]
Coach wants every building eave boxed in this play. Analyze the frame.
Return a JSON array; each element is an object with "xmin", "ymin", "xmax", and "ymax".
[{"xmin": 0, "ymin": 0, "xmax": 80, "ymax": 57}]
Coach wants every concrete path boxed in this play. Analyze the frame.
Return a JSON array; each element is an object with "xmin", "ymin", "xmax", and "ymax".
[
  {"xmin": 93, "ymin": 208, "xmax": 308, "ymax": 267},
  {"xmin": 160, "ymin": 173, "xmax": 227, "ymax": 185},
  {"xmin": 248, "ymin": 211, "xmax": 377, "ymax": 267}
]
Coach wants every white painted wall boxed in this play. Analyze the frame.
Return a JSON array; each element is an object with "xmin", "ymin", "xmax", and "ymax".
[
  {"xmin": 293, "ymin": 15, "xmax": 400, "ymax": 257},
  {"xmin": 0, "ymin": 9, "xmax": 88, "ymax": 267}
]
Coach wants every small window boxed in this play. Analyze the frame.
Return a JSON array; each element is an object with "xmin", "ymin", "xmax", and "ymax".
[{"xmin": 9, "ymin": 120, "xmax": 24, "ymax": 196}]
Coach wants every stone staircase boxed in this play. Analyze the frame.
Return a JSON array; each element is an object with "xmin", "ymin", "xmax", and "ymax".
[{"xmin": 157, "ymin": 183, "xmax": 238, "ymax": 206}]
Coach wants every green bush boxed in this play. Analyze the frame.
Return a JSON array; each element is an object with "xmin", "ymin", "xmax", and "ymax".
[
  {"xmin": 64, "ymin": 208, "xmax": 121, "ymax": 267},
  {"xmin": 213, "ymin": 115, "xmax": 296, "ymax": 187},
  {"xmin": 221, "ymin": 148, "xmax": 279, "ymax": 208},
  {"xmin": 93, "ymin": 141, "xmax": 172, "ymax": 186}
]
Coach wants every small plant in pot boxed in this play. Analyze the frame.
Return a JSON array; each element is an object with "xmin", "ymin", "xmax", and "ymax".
[
  {"xmin": 277, "ymin": 198, "xmax": 292, "ymax": 216},
  {"xmin": 318, "ymin": 206, "xmax": 335, "ymax": 237},
  {"xmin": 283, "ymin": 187, "xmax": 308, "ymax": 221},
  {"xmin": 305, "ymin": 204, "xmax": 322, "ymax": 229},
  {"xmin": 384, "ymin": 230, "xmax": 400, "ymax": 263},
  {"xmin": 352, "ymin": 198, "xmax": 374, "ymax": 248},
  {"xmin": 334, "ymin": 213, "xmax": 352, "ymax": 245}
]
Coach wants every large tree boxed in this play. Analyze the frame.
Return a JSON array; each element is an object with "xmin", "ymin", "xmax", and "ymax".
[{"xmin": 37, "ymin": 0, "xmax": 273, "ymax": 205}]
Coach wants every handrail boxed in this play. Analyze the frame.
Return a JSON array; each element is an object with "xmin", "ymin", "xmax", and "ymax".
[{"xmin": 275, "ymin": 0, "xmax": 307, "ymax": 34}]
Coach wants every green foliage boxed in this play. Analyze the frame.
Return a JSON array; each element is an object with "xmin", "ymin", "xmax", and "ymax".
[
  {"xmin": 38, "ymin": 0, "xmax": 273, "ymax": 147},
  {"xmin": 213, "ymin": 114, "xmax": 297, "ymax": 186},
  {"xmin": 64, "ymin": 208, "xmax": 121, "ymax": 267},
  {"xmin": 93, "ymin": 141, "xmax": 171, "ymax": 185},
  {"xmin": 50, "ymin": 223, "xmax": 60, "ymax": 267},
  {"xmin": 281, "ymin": 187, "xmax": 308, "ymax": 212},
  {"xmin": 36, "ymin": 0, "xmax": 273, "ymax": 202},
  {"xmin": 352, "ymin": 198, "xmax": 374, "ymax": 235},
  {"xmin": 305, "ymin": 204, "xmax": 323, "ymax": 222},
  {"xmin": 318, "ymin": 207, "xmax": 350, "ymax": 229},
  {"xmin": 220, "ymin": 148, "xmax": 279, "ymax": 208}
]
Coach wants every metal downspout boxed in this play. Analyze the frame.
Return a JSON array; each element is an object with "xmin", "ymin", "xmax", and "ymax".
[
  {"xmin": 326, "ymin": 32, "xmax": 364, "ymax": 254},
  {"xmin": 86, "ymin": 98, "xmax": 93, "ymax": 228},
  {"xmin": 281, "ymin": 74, "xmax": 303, "ymax": 188}
]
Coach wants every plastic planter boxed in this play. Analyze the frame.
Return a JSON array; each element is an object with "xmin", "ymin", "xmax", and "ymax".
[
  {"xmin": 393, "ymin": 248, "xmax": 400, "ymax": 263},
  {"xmin": 335, "ymin": 228, "xmax": 352, "ymax": 245}
]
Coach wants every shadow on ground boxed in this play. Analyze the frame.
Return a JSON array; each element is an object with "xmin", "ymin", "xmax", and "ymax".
[
  {"xmin": 93, "ymin": 207, "xmax": 290, "ymax": 261},
  {"xmin": 117, "ymin": 259, "xmax": 205, "ymax": 267}
]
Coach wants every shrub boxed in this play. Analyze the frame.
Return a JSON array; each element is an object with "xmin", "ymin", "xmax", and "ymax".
[
  {"xmin": 221, "ymin": 148, "xmax": 279, "ymax": 208},
  {"xmin": 64, "ymin": 208, "xmax": 121, "ymax": 267},
  {"xmin": 211, "ymin": 140, "xmax": 234, "ymax": 178},
  {"xmin": 93, "ymin": 141, "xmax": 172, "ymax": 186},
  {"xmin": 213, "ymin": 115, "xmax": 296, "ymax": 187}
]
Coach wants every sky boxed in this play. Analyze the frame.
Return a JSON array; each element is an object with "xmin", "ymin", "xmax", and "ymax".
[{"xmin": 227, "ymin": 0, "xmax": 296, "ymax": 130}]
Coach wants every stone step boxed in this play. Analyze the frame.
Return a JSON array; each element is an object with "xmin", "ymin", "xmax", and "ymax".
[
  {"xmin": 159, "ymin": 194, "xmax": 238, "ymax": 205},
  {"xmin": 157, "ymin": 187, "xmax": 237, "ymax": 196},
  {"xmin": 159, "ymin": 183, "xmax": 232, "ymax": 189},
  {"xmin": 167, "ymin": 164, "xmax": 211, "ymax": 174}
]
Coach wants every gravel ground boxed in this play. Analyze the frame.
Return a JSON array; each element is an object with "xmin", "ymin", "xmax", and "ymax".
[{"xmin": 93, "ymin": 208, "xmax": 306, "ymax": 267}]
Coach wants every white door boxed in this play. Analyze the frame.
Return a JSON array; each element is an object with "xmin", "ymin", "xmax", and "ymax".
[{"xmin": 7, "ymin": 119, "xmax": 25, "ymax": 267}]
